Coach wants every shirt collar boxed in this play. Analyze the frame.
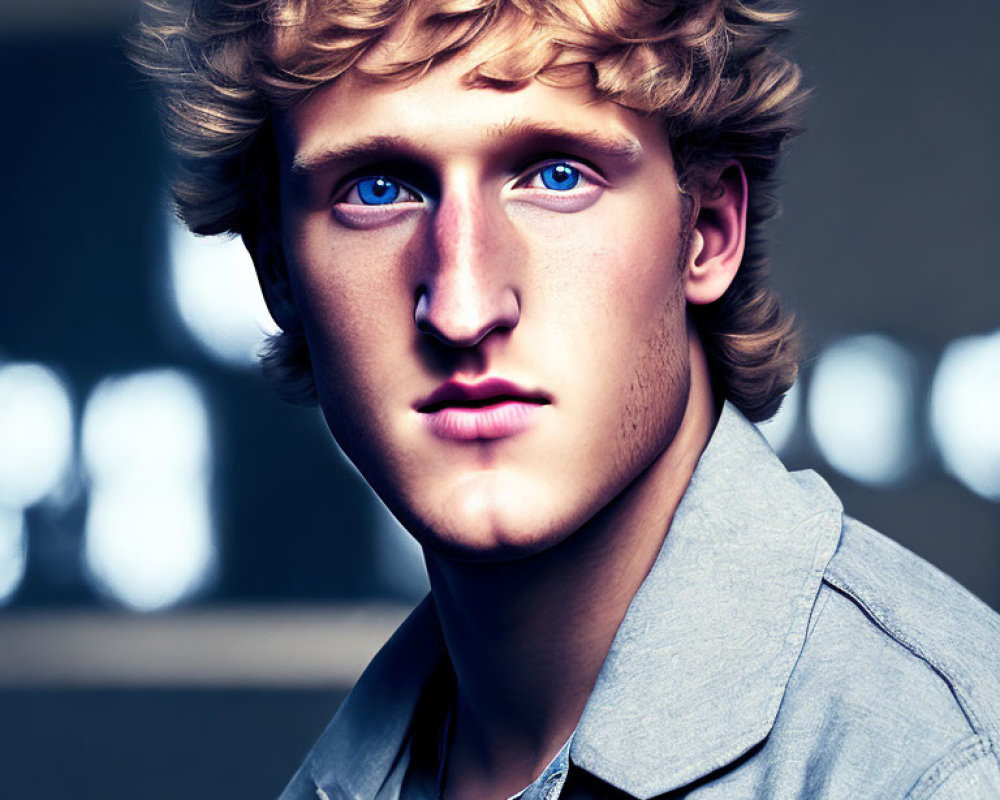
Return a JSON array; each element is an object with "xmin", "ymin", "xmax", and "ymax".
[
  {"xmin": 304, "ymin": 594, "xmax": 445, "ymax": 800},
  {"xmin": 570, "ymin": 402, "xmax": 843, "ymax": 798},
  {"xmin": 302, "ymin": 402, "xmax": 843, "ymax": 800}
]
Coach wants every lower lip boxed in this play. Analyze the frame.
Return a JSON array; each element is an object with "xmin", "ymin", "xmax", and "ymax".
[{"xmin": 421, "ymin": 400, "xmax": 546, "ymax": 441}]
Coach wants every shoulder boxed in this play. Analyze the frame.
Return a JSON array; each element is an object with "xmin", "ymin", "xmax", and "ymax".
[
  {"xmin": 277, "ymin": 762, "xmax": 322, "ymax": 800},
  {"xmin": 784, "ymin": 513, "xmax": 1000, "ymax": 797},
  {"xmin": 276, "ymin": 597, "xmax": 445, "ymax": 800},
  {"xmin": 823, "ymin": 515, "xmax": 1000, "ymax": 739}
]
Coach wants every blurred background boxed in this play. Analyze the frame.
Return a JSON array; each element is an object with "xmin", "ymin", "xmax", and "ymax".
[{"xmin": 0, "ymin": 0, "xmax": 997, "ymax": 797}]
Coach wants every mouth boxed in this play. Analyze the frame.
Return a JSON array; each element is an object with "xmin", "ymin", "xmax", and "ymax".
[{"xmin": 416, "ymin": 378, "xmax": 551, "ymax": 441}]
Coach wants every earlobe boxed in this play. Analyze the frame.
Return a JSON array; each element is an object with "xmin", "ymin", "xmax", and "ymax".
[{"xmin": 683, "ymin": 162, "xmax": 748, "ymax": 306}]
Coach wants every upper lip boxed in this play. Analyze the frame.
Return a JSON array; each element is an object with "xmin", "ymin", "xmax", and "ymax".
[{"xmin": 416, "ymin": 378, "xmax": 552, "ymax": 413}]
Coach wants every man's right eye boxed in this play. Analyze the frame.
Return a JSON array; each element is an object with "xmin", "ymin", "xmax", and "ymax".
[{"xmin": 339, "ymin": 176, "xmax": 422, "ymax": 206}]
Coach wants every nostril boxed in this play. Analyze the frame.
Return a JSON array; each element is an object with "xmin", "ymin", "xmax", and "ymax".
[
  {"xmin": 413, "ymin": 284, "xmax": 520, "ymax": 348},
  {"xmin": 413, "ymin": 290, "xmax": 432, "ymax": 334}
]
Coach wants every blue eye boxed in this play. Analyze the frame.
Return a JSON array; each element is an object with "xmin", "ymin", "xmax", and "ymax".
[
  {"xmin": 356, "ymin": 176, "xmax": 401, "ymax": 205},
  {"xmin": 539, "ymin": 163, "xmax": 580, "ymax": 191}
]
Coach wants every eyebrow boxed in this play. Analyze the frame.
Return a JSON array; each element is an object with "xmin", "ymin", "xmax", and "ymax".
[
  {"xmin": 291, "ymin": 135, "xmax": 409, "ymax": 175},
  {"xmin": 485, "ymin": 120, "xmax": 644, "ymax": 164},
  {"xmin": 290, "ymin": 122, "xmax": 644, "ymax": 176}
]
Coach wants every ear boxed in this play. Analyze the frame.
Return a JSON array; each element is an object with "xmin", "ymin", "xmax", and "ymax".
[
  {"xmin": 684, "ymin": 161, "xmax": 748, "ymax": 306},
  {"xmin": 246, "ymin": 230, "xmax": 303, "ymax": 334}
]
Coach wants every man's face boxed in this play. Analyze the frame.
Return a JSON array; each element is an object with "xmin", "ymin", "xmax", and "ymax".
[{"xmin": 274, "ymin": 49, "xmax": 694, "ymax": 560}]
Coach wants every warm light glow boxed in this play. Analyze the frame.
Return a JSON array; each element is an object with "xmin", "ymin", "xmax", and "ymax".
[
  {"xmin": 81, "ymin": 369, "xmax": 216, "ymax": 611},
  {"xmin": 930, "ymin": 330, "xmax": 1000, "ymax": 500},
  {"xmin": 808, "ymin": 335, "xmax": 918, "ymax": 486},
  {"xmin": 756, "ymin": 381, "xmax": 800, "ymax": 455},
  {"xmin": 167, "ymin": 210, "xmax": 279, "ymax": 368},
  {"xmin": 0, "ymin": 363, "xmax": 74, "ymax": 508}
]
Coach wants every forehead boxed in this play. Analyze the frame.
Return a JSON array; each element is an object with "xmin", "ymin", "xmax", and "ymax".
[{"xmin": 275, "ymin": 49, "xmax": 669, "ymax": 173}]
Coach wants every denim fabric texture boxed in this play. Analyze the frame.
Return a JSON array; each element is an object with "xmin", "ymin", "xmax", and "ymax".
[{"xmin": 279, "ymin": 403, "xmax": 1000, "ymax": 800}]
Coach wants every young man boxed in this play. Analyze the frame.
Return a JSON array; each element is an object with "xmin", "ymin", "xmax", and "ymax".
[{"xmin": 133, "ymin": 1, "xmax": 1000, "ymax": 797}]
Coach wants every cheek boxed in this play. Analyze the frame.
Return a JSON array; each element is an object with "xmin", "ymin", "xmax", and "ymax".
[
  {"xmin": 280, "ymin": 223, "xmax": 421, "ymax": 470},
  {"xmin": 542, "ymin": 206, "xmax": 686, "ymax": 348},
  {"xmin": 540, "ymin": 184, "xmax": 683, "ymax": 284},
  {"xmin": 557, "ymin": 212, "xmax": 689, "ymax": 477},
  {"xmin": 284, "ymin": 214, "xmax": 415, "ymax": 372},
  {"xmin": 614, "ymin": 286, "xmax": 690, "ymax": 469}
]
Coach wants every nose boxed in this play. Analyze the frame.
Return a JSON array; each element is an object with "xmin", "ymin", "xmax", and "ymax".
[{"xmin": 413, "ymin": 181, "xmax": 521, "ymax": 348}]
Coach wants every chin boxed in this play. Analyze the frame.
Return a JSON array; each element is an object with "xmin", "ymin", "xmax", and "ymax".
[
  {"xmin": 402, "ymin": 483, "xmax": 573, "ymax": 564},
  {"xmin": 420, "ymin": 525, "xmax": 562, "ymax": 564},
  {"xmin": 430, "ymin": 515, "xmax": 566, "ymax": 563}
]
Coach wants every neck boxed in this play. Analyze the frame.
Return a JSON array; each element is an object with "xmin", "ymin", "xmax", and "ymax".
[{"xmin": 424, "ymin": 335, "xmax": 718, "ymax": 798}]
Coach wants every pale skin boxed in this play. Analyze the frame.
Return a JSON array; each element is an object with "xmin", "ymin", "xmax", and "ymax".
[{"xmin": 260, "ymin": 42, "xmax": 748, "ymax": 800}]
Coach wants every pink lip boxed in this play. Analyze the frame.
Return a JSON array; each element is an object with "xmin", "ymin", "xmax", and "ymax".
[{"xmin": 416, "ymin": 378, "xmax": 551, "ymax": 441}]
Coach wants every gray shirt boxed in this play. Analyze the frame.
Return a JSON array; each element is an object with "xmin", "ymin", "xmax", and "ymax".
[{"xmin": 280, "ymin": 403, "xmax": 1000, "ymax": 800}]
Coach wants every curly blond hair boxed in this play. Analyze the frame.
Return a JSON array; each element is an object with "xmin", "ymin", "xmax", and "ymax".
[{"xmin": 131, "ymin": 0, "xmax": 806, "ymax": 421}]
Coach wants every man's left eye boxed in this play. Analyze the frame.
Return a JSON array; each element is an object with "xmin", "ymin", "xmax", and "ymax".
[
  {"xmin": 526, "ymin": 162, "xmax": 583, "ymax": 191},
  {"xmin": 537, "ymin": 163, "xmax": 581, "ymax": 191}
]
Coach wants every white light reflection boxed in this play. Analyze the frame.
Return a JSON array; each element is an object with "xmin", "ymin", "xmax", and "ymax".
[
  {"xmin": 0, "ymin": 363, "xmax": 74, "ymax": 508},
  {"xmin": 930, "ymin": 330, "xmax": 1000, "ymax": 500},
  {"xmin": 82, "ymin": 370, "xmax": 216, "ymax": 611},
  {"xmin": 167, "ymin": 210, "xmax": 279, "ymax": 368},
  {"xmin": 0, "ymin": 507, "xmax": 26, "ymax": 604},
  {"xmin": 808, "ymin": 335, "xmax": 918, "ymax": 486},
  {"xmin": 756, "ymin": 380, "xmax": 800, "ymax": 455}
]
